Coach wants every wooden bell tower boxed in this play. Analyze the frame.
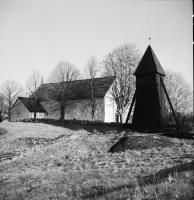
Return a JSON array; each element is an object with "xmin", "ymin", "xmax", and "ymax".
[{"xmin": 125, "ymin": 45, "xmax": 179, "ymax": 129}]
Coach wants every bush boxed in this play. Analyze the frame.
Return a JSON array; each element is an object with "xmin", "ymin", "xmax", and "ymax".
[{"xmin": 178, "ymin": 113, "xmax": 194, "ymax": 134}]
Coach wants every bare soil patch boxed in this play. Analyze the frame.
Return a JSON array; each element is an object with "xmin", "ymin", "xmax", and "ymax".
[{"xmin": 109, "ymin": 134, "xmax": 178, "ymax": 153}]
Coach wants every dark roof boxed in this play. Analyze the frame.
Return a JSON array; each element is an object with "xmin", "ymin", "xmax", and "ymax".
[
  {"xmin": 18, "ymin": 97, "xmax": 46, "ymax": 112},
  {"xmin": 37, "ymin": 76, "xmax": 116, "ymax": 100},
  {"xmin": 134, "ymin": 45, "xmax": 166, "ymax": 76}
]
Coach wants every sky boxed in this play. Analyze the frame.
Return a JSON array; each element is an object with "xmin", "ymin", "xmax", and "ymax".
[{"xmin": 0, "ymin": 0, "xmax": 193, "ymax": 92}]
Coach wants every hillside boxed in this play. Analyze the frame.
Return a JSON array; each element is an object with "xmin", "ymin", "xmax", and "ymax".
[{"xmin": 0, "ymin": 122, "xmax": 193, "ymax": 200}]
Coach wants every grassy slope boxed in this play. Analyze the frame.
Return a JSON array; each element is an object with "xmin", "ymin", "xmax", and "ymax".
[
  {"xmin": 0, "ymin": 122, "xmax": 193, "ymax": 200},
  {"xmin": 0, "ymin": 122, "xmax": 71, "ymax": 153}
]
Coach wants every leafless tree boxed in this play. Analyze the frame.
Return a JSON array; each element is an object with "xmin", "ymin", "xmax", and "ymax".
[
  {"xmin": 48, "ymin": 61, "xmax": 80, "ymax": 119},
  {"xmin": 0, "ymin": 93, "xmax": 7, "ymax": 122},
  {"xmin": 164, "ymin": 70, "xmax": 193, "ymax": 121},
  {"xmin": 26, "ymin": 70, "xmax": 44, "ymax": 118},
  {"xmin": 84, "ymin": 56, "xmax": 100, "ymax": 79},
  {"xmin": 84, "ymin": 56, "xmax": 100, "ymax": 121},
  {"xmin": 1, "ymin": 80, "xmax": 23, "ymax": 121},
  {"xmin": 102, "ymin": 43, "xmax": 142, "ymax": 123}
]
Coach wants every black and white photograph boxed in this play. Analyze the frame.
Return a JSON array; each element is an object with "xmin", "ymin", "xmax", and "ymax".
[{"xmin": 0, "ymin": 0, "xmax": 193, "ymax": 199}]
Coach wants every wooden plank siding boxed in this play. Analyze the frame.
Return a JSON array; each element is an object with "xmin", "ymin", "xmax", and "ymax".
[{"xmin": 130, "ymin": 45, "xmax": 167, "ymax": 129}]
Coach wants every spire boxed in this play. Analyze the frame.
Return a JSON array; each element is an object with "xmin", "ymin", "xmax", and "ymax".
[{"xmin": 134, "ymin": 45, "xmax": 166, "ymax": 76}]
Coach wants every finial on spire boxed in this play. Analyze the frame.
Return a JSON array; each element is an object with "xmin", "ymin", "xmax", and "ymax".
[{"xmin": 149, "ymin": 37, "xmax": 151, "ymax": 45}]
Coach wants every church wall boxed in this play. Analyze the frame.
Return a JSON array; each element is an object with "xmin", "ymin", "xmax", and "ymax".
[
  {"xmin": 40, "ymin": 100, "xmax": 60, "ymax": 119},
  {"xmin": 104, "ymin": 91, "xmax": 117, "ymax": 122},
  {"xmin": 10, "ymin": 99, "xmax": 30, "ymax": 121},
  {"xmin": 40, "ymin": 98, "xmax": 105, "ymax": 121}
]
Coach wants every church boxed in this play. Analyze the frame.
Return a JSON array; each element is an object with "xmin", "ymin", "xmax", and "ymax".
[
  {"xmin": 11, "ymin": 45, "xmax": 170, "ymax": 126},
  {"xmin": 10, "ymin": 76, "xmax": 122, "ymax": 122}
]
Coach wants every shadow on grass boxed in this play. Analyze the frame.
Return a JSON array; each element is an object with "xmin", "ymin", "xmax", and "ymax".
[
  {"xmin": 23, "ymin": 119, "xmax": 194, "ymax": 140},
  {"xmin": 38, "ymin": 121, "xmax": 194, "ymax": 141},
  {"xmin": 41, "ymin": 121, "xmax": 128, "ymax": 135},
  {"xmin": 82, "ymin": 160, "xmax": 194, "ymax": 199}
]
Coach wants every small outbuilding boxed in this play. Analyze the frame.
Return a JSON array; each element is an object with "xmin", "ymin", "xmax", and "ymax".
[{"xmin": 10, "ymin": 97, "xmax": 46, "ymax": 121}]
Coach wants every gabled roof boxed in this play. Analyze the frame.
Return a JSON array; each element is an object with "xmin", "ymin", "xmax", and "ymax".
[
  {"xmin": 134, "ymin": 45, "xmax": 166, "ymax": 76},
  {"xmin": 37, "ymin": 76, "xmax": 116, "ymax": 100},
  {"xmin": 18, "ymin": 97, "xmax": 46, "ymax": 112}
]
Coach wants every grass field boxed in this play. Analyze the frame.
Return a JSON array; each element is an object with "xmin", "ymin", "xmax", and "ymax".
[{"xmin": 0, "ymin": 122, "xmax": 193, "ymax": 200}]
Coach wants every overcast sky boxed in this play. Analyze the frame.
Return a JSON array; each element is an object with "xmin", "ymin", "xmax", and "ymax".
[{"xmin": 0, "ymin": 0, "xmax": 193, "ymax": 90}]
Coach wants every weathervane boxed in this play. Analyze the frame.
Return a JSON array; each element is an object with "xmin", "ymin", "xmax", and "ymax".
[
  {"xmin": 125, "ymin": 45, "xmax": 180, "ymax": 130},
  {"xmin": 149, "ymin": 37, "xmax": 151, "ymax": 45}
]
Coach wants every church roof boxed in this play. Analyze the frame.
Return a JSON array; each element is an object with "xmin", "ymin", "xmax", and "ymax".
[
  {"xmin": 37, "ymin": 76, "xmax": 116, "ymax": 100},
  {"xmin": 134, "ymin": 45, "xmax": 166, "ymax": 76},
  {"xmin": 18, "ymin": 97, "xmax": 46, "ymax": 112}
]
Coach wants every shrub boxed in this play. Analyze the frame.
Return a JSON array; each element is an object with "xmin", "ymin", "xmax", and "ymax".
[{"xmin": 178, "ymin": 112, "xmax": 194, "ymax": 134}]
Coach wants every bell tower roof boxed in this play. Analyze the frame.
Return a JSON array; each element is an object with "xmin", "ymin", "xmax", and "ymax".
[{"xmin": 134, "ymin": 45, "xmax": 166, "ymax": 76}]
